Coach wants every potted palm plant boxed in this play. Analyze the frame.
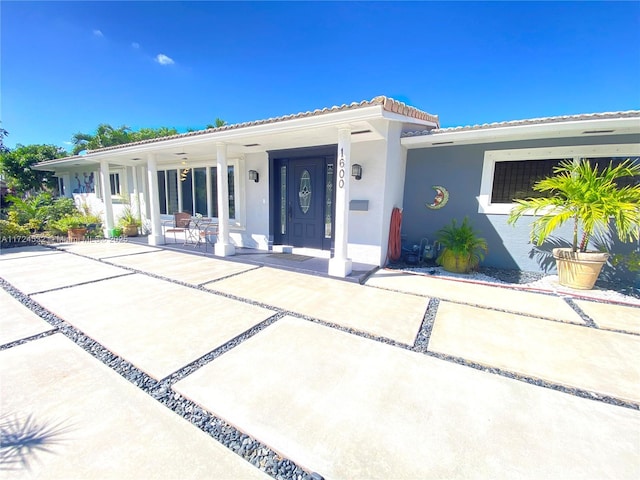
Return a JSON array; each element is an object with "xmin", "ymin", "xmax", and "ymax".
[
  {"xmin": 436, "ymin": 217, "xmax": 488, "ymax": 273},
  {"xmin": 508, "ymin": 158, "xmax": 640, "ymax": 289},
  {"xmin": 118, "ymin": 205, "xmax": 141, "ymax": 237},
  {"xmin": 50, "ymin": 214, "xmax": 88, "ymax": 241}
]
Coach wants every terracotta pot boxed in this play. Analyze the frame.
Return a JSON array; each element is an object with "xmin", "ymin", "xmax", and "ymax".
[
  {"xmin": 552, "ymin": 248, "xmax": 609, "ymax": 290},
  {"xmin": 67, "ymin": 227, "xmax": 87, "ymax": 242}
]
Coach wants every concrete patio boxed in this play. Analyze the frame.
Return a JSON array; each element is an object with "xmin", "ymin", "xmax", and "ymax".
[{"xmin": 1, "ymin": 242, "xmax": 639, "ymax": 479}]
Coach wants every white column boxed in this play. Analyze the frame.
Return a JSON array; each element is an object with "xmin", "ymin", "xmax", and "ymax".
[
  {"xmin": 146, "ymin": 154, "xmax": 164, "ymax": 245},
  {"xmin": 206, "ymin": 166, "xmax": 213, "ymax": 218},
  {"xmin": 99, "ymin": 160, "xmax": 115, "ymax": 237},
  {"xmin": 328, "ymin": 128, "xmax": 353, "ymax": 277},
  {"xmin": 177, "ymin": 171, "xmax": 183, "ymax": 213},
  {"xmin": 215, "ymin": 142, "xmax": 235, "ymax": 256},
  {"xmin": 131, "ymin": 166, "xmax": 142, "ymax": 222}
]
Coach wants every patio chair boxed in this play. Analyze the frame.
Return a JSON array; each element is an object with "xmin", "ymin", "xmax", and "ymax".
[
  {"xmin": 199, "ymin": 223, "xmax": 218, "ymax": 253},
  {"xmin": 163, "ymin": 212, "xmax": 192, "ymax": 244}
]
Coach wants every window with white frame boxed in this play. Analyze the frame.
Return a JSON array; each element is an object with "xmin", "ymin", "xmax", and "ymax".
[
  {"xmin": 156, "ymin": 165, "xmax": 236, "ymax": 219},
  {"xmin": 109, "ymin": 173, "xmax": 121, "ymax": 196},
  {"xmin": 479, "ymin": 144, "xmax": 640, "ymax": 214}
]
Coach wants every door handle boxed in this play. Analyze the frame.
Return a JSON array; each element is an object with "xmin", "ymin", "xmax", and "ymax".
[{"xmin": 288, "ymin": 202, "xmax": 292, "ymax": 221}]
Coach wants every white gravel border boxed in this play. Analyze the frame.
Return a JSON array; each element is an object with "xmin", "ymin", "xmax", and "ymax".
[{"xmin": 405, "ymin": 267, "xmax": 640, "ymax": 307}]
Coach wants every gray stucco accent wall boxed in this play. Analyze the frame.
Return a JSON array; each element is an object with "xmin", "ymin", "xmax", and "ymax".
[{"xmin": 403, "ymin": 134, "xmax": 640, "ymax": 279}]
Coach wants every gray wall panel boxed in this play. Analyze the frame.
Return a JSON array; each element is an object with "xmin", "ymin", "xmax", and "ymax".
[{"xmin": 403, "ymin": 134, "xmax": 640, "ymax": 283}]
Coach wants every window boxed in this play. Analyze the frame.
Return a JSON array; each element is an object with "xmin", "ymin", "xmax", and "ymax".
[
  {"xmin": 156, "ymin": 170, "xmax": 178, "ymax": 214},
  {"xmin": 157, "ymin": 165, "xmax": 235, "ymax": 219},
  {"xmin": 194, "ymin": 167, "xmax": 207, "ymax": 215},
  {"xmin": 585, "ymin": 157, "xmax": 640, "ymax": 189},
  {"xmin": 479, "ymin": 144, "xmax": 640, "ymax": 214},
  {"xmin": 109, "ymin": 173, "xmax": 121, "ymax": 196},
  {"xmin": 491, "ymin": 159, "xmax": 567, "ymax": 203},
  {"xmin": 180, "ymin": 169, "xmax": 193, "ymax": 214},
  {"xmin": 157, "ymin": 171, "xmax": 167, "ymax": 214},
  {"xmin": 209, "ymin": 166, "xmax": 235, "ymax": 219},
  {"xmin": 167, "ymin": 170, "xmax": 178, "ymax": 214}
]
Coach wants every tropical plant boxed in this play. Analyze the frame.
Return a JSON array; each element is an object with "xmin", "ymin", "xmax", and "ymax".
[
  {"xmin": 5, "ymin": 193, "xmax": 77, "ymax": 232},
  {"xmin": 436, "ymin": 217, "xmax": 488, "ymax": 273},
  {"xmin": 0, "ymin": 144, "xmax": 66, "ymax": 194},
  {"xmin": 117, "ymin": 204, "xmax": 141, "ymax": 227},
  {"xmin": 49, "ymin": 214, "xmax": 87, "ymax": 233},
  {"xmin": 507, "ymin": 158, "xmax": 640, "ymax": 252},
  {"xmin": 206, "ymin": 118, "xmax": 227, "ymax": 129},
  {"xmin": 71, "ymin": 124, "xmax": 191, "ymax": 154},
  {"xmin": 0, "ymin": 219, "xmax": 30, "ymax": 239},
  {"xmin": 0, "ymin": 126, "xmax": 9, "ymax": 153}
]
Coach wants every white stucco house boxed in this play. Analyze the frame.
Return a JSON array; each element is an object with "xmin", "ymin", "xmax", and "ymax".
[{"xmin": 33, "ymin": 97, "xmax": 639, "ymax": 281}]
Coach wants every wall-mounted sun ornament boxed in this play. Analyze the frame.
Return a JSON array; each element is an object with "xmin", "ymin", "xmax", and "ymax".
[{"xmin": 425, "ymin": 185, "xmax": 449, "ymax": 210}]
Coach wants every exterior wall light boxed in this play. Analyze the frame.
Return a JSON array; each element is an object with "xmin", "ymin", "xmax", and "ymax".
[
  {"xmin": 248, "ymin": 170, "xmax": 259, "ymax": 183},
  {"xmin": 351, "ymin": 163, "xmax": 362, "ymax": 180}
]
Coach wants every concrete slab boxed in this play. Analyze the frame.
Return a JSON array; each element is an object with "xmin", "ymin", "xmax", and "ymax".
[
  {"xmin": 575, "ymin": 299, "xmax": 640, "ymax": 334},
  {"xmin": 0, "ymin": 334, "xmax": 269, "ymax": 480},
  {"xmin": 104, "ymin": 249, "xmax": 257, "ymax": 285},
  {"xmin": 31, "ymin": 273, "xmax": 273, "ymax": 380},
  {"xmin": 55, "ymin": 239, "xmax": 161, "ymax": 259},
  {"xmin": 366, "ymin": 269, "xmax": 585, "ymax": 324},
  {"xmin": 0, "ymin": 288, "xmax": 54, "ymax": 345},
  {"xmin": 0, "ymin": 248, "xmax": 128, "ymax": 295},
  {"xmin": 0, "ymin": 245, "xmax": 61, "ymax": 260},
  {"xmin": 174, "ymin": 317, "xmax": 640, "ymax": 480},
  {"xmin": 429, "ymin": 301, "xmax": 640, "ymax": 403},
  {"xmin": 205, "ymin": 267, "xmax": 429, "ymax": 345}
]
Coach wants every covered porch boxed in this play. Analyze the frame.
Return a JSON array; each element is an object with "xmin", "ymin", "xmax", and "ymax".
[{"xmin": 33, "ymin": 97, "xmax": 439, "ymax": 277}]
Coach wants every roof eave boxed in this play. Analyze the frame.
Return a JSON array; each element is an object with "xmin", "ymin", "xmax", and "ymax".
[{"xmin": 401, "ymin": 116, "xmax": 640, "ymax": 148}]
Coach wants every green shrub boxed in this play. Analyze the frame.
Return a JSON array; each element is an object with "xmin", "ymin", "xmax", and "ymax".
[
  {"xmin": 5, "ymin": 193, "xmax": 81, "ymax": 232},
  {"xmin": 47, "ymin": 197, "xmax": 78, "ymax": 224},
  {"xmin": 0, "ymin": 219, "xmax": 30, "ymax": 239}
]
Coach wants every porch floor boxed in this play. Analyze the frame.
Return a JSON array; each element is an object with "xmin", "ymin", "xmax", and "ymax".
[{"xmin": 125, "ymin": 234, "xmax": 379, "ymax": 283}]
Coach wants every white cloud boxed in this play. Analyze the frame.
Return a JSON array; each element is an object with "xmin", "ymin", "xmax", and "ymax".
[
  {"xmin": 155, "ymin": 54, "xmax": 175, "ymax": 65},
  {"xmin": 131, "ymin": 42, "xmax": 140, "ymax": 49},
  {"xmin": 92, "ymin": 29, "xmax": 104, "ymax": 38}
]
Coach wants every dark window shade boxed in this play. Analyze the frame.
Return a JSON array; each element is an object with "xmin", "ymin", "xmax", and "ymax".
[
  {"xmin": 491, "ymin": 159, "xmax": 565, "ymax": 203},
  {"xmin": 586, "ymin": 157, "xmax": 639, "ymax": 189}
]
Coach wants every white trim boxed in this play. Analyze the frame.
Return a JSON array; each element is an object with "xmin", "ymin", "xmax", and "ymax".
[
  {"xmin": 403, "ymin": 116, "xmax": 640, "ymax": 148},
  {"xmin": 478, "ymin": 143, "xmax": 640, "ymax": 215}
]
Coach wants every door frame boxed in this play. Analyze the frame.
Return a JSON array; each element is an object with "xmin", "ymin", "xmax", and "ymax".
[{"xmin": 268, "ymin": 145, "xmax": 337, "ymax": 251}]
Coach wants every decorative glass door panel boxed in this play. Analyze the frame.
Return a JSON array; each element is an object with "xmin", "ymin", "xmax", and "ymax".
[
  {"xmin": 289, "ymin": 160, "xmax": 323, "ymax": 248},
  {"xmin": 299, "ymin": 170, "xmax": 311, "ymax": 214}
]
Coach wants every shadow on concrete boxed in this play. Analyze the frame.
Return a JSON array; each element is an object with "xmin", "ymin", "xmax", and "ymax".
[{"xmin": 0, "ymin": 413, "xmax": 73, "ymax": 471}]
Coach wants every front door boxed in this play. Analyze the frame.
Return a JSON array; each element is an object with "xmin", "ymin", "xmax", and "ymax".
[
  {"xmin": 289, "ymin": 158, "xmax": 324, "ymax": 248},
  {"xmin": 273, "ymin": 153, "xmax": 335, "ymax": 250}
]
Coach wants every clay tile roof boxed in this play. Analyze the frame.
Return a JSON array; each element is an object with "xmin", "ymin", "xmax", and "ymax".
[
  {"xmin": 86, "ymin": 96, "xmax": 439, "ymax": 154},
  {"xmin": 402, "ymin": 110, "xmax": 640, "ymax": 137}
]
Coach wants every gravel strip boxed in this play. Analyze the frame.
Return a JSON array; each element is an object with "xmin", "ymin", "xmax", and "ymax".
[
  {"xmin": 0, "ymin": 277, "xmax": 317, "ymax": 480},
  {"xmin": 2, "ymin": 245, "xmax": 638, "ymax": 480}
]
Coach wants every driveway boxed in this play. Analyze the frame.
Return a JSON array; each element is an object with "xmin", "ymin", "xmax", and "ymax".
[{"xmin": 1, "ymin": 242, "xmax": 638, "ymax": 479}]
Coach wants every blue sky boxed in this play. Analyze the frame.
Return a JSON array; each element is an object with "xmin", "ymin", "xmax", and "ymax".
[{"xmin": 2, "ymin": 1, "xmax": 639, "ymax": 151}]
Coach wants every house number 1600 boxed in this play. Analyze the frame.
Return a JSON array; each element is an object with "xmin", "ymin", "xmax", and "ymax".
[{"xmin": 338, "ymin": 149, "xmax": 345, "ymax": 189}]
